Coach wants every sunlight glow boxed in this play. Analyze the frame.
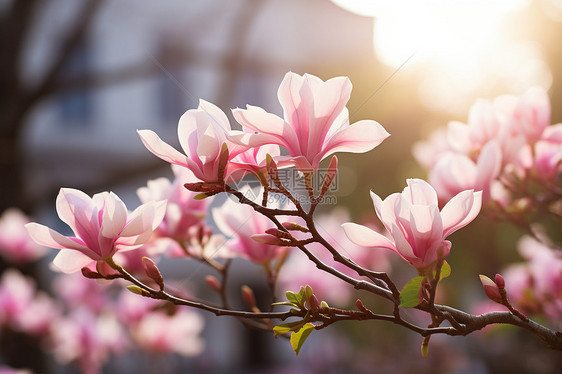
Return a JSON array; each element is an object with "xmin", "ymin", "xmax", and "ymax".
[{"xmin": 332, "ymin": 0, "xmax": 552, "ymax": 114}]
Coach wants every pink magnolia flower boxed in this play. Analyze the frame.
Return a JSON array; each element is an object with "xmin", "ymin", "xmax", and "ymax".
[
  {"xmin": 50, "ymin": 309, "xmax": 127, "ymax": 374},
  {"xmin": 25, "ymin": 188, "xmax": 166, "ymax": 273},
  {"xmin": 0, "ymin": 208, "xmax": 47, "ymax": 264},
  {"xmin": 138, "ymin": 100, "xmax": 274, "ymax": 183},
  {"xmin": 429, "ymin": 141, "xmax": 502, "ymax": 202},
  {"xmin": 137, "ymin": 165, "xmax": 210, "ymax": 255},
  {"xmin": 212, "ymin": 190, "xmax": 290, "ymax": 265},
  {"xmin": 131, "ymin": 309, "xmax": 204, "ymax": 356},
  {"xmin": 0, "ymin": 269, "xmax": 59, "ymax": 335},
  {"xmin": 228, "ymin": 72, "xmax": 390, "ymax": 171},
  {"xmin": 342, "ymin": 179, "xmax": 482, "ymax": 272},
  {"xmin": 495, "ymin": 86, "xmax": 550, "ymax": 144}
]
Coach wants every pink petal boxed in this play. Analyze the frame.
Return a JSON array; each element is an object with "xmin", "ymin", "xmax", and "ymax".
[
  {"xmin": 404, "ymin": 179, "xmax": 438, "ymax": 206},
  {"xmin": 198, "ymin": 99, "xmax": 231, "ymax": 133},
  {"xmin": 475, "ymin": 140, "xmax": 502, "ymax": 200},
  {"xmin": 308, "ymin": 76, "xmax": 352, "ymax": 150},
  {"xmin": 341, "ymin": 223, "xmax": 396, "ymax": 250},
  {"xmin": 196, "ymin": 122, "xmax": 222, "ymax": 163},
  {"xmin": 52, "ymin": 250, "xmax": 95, "ymax": 273},
  {"xmin": 56, "ymin": 188, "xmax": 95, "ymax": 235},
  {"xmin": 121, "ymin": 200, "xmax": 166, "ymax": 237},
  {"xmin": 370, "ymin": 191, "xmax": 398, "ymax": 233},
  {"xmin": 138, "ymin": 129, "xmax": 189, "ymax": 166},
  {"xmin": 320, "ymin": 120, "xmax": 390, "ymax": 160},
  {"xmin": 409, "ymin": 205, "xmax": 443, "ymax": 257},
  {"xmin": 25, "ymin": 223, "xmax": 90, "ymax": 254},
  {"xmin": 441, "ymin": 190, "xmax": 482, "ymax": 238},
  {"xmin": 100, "ymin": 192, "xmax": 128, "ymax": 239}
]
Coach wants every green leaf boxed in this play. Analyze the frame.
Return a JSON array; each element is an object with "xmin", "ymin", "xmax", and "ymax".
[
  {"xmin": 290, "ymin": 323, "xmax": 315, "ymax": 356},
  {"xmin": 271, "ymin": 301, "xmax": 298, "ymax": 307},
  {"xmin": 297, "ymin": 287, "xmax": 305, "ymax": 303},
  {"xmin": 440, "ymin": 260, "xmax": 451, "ymax": 279},
  {"xmin": 273, "ymin": 320, "xmax": 304, "ymax": 337},
  {"xmin": 193, "ymin": 193, "xmax": 209, "ymax": 200},
  {"xmin": 320, "ymin": 301, "xmax": 329, "ymax": 309},
  {"xmin": 286, "ymin": 291, "xmax": 299, "ymax": 304},
  {"xmin": 399, "ymin": 276, "xmax": 425, "ymax": 308}
]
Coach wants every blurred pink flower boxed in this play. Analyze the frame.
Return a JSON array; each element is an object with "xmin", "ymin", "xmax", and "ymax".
[
  {"xmin": 343, "ymin": 179, "xmax": 482, "ymax": 272},
  {"xmin": 0, "ymin": 208, "xmax": 46, "ymax": 264},
  {"xmin": 25, "ymin": 188, "xmax": 166, "ymax": 273},
  {"xmin": 53, "ymin": 272, "xmax": 110, "ymax": 314},
  {"xmin": 50, "ymin": 308, "xmax": 127, "ymax": 374},
  {"xmin": 0, "ymin": 269, "xmax": 59, "ymax": 335},
  {"xmin": 212, "ymin": 190, "xmax": 289, "ymax": 265},
  {"xmin": 228, "ymin": 72, "xmax": 390, "ymax": 171},
  {"xmin": 138, "ymin": 100, "xmax": 269, "ymax": 183},
  {"xmin": 131, "ymin": 309, "xmax": 204, "ymax": 356},
  {"xmin": 137, "ymin": 165, "xmax": 210, "ymax": 256},
  {"xmin": 429, "ymin": 141, "xmax": 502, "ymax": 202}
]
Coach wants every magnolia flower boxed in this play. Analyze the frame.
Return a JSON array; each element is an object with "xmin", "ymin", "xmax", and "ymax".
[
  {"xmin": 138, "ymin": 166, "xmax": 208, "ymax": 237},
  {"xmin": 131, "ymin": 310, "xmax": 204, "ymax": 356},
  {"xmin": 0, "ymin": 269, "xmax": 59, "ymax": 335},
  {"xmin": 138, "ymin": 100, "xmax": 272, "ymax": 183},
  {"xmin": 0, "ymin": 208, "xmax": 47, "ymax": 264},
  {"xmin": 25, "ymin": 188, "xmax": 166, "ymax": 273},
  {"xmin": 228, "ymin": 72, "xmax": 390, "ymax": 171},
  {"xmin": 212, "ymin": 191, "xmax": 290, "ymax": 265},
  {"xmin": 343, "ymin": 179, "xmax": 482, "ymax": 271},
  {"xmin": 429, "ymin": 141, "xmax": 502, "ymax": 202}
]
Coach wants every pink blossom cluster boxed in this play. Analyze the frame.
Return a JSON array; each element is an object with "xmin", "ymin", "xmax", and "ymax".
[
  {"xmin": 502, "ymin": 236, "xmax": 562, "ymax": 322},
  {"xmin": 0, "ymin": 208, "xmax": 46, "ymax": 265},
  {"xmin": 139, "ymin": 72, "xmax": 389, "ymax": 182},
  {"xmin": 414, "ymin": 87, "xmax": 562, "ymax": 205}
]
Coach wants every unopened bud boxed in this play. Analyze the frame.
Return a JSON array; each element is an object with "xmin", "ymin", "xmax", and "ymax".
[
  {"xmin": 494, "ymin": 273, "xmax": 505, "ymax": 290},
  {"xmin": 241, "ymin": 285, "xmax": 256, "ymax": 310},
  {"xmin": 356, "ymin": 299, "xmax": 368, "ymax": 312},
  {"xmin": 142, "ymin": 257, "xmax": 164, "ymax": 291},
  {"xmin": 81, "ymin": 267, "xmax": 103, "ymax": 279},
  {"xmin": 265, "ymin": 228, "xmax": 293, "ymax": 240},
  {"xmin": 281, "ymin": 222, "xmax": 310, "ymax": 233},
  {"xmin": 479, "ymin": 274, "xmax": 503, "ymax": 303},
  {"xmin": 251, "ymin": 234, "xmax": 286, "ymax": 245},
  {"xmin": 205, "ymin": 275, "xmax": 222, "ymax": 293},
  {"xmin": 308, "ymin": 294, "xmax": 320, "ymax": 312},
  {"xmin": 127, "ymin": 285, "xmax": 146, "ymax": 296}
]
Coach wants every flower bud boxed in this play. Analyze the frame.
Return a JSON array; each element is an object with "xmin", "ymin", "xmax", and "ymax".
[
  {"xmin": 281, "ymin": 222, "xmax": 310, "ymax": 233},
  {"xmin": 142, "ymin": 257, "xmax": 164, "ymax": 291},
  {"xmin": 479, "ymin": 274, "xmax": 503, "ymax": 303},
  {"xmin": 81, "ymin": 267, "xmax": 103, "ymax": 279},
  {"xmin": 265, "ymin": 228, "xmax": 293, "ymax": 240},
  {"xmin": 494, "ymin": 273, "xmax": 505, "ymax": 290},
  {"xmin": 241, "ymin": 285, "xmax": 256, "ymax": 310},
  {"xmin": 251, "ymin": 234, "xmax": 286, "ymax": 246},
  {"xmin": 205, "ymin": 275, "xmax": 222, "ymax": 293}
]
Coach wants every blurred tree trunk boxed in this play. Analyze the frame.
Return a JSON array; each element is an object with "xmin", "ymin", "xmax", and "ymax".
[{"xmin": 0, "ymin": 0, "xmax": 103, "ymax": 214}]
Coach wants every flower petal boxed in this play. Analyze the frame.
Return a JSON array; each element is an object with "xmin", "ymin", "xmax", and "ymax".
[
  {"xmin": 138, "ymin": 129, "xmax": 189, "ymax": 166},
  {"xmin": 441, "ymin": 190, "xmax": 482, "ymax": 238},
  {"xmin": 52, "ymin": 250, "xmax": 94, "ymax": 274},
  {"xmin": 320, "ymin": 120, "xmax": 389, "ymax": 159},
  {"xmin": 341, "ymin": 222, "xmax": 396, "ymax": 250}
]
